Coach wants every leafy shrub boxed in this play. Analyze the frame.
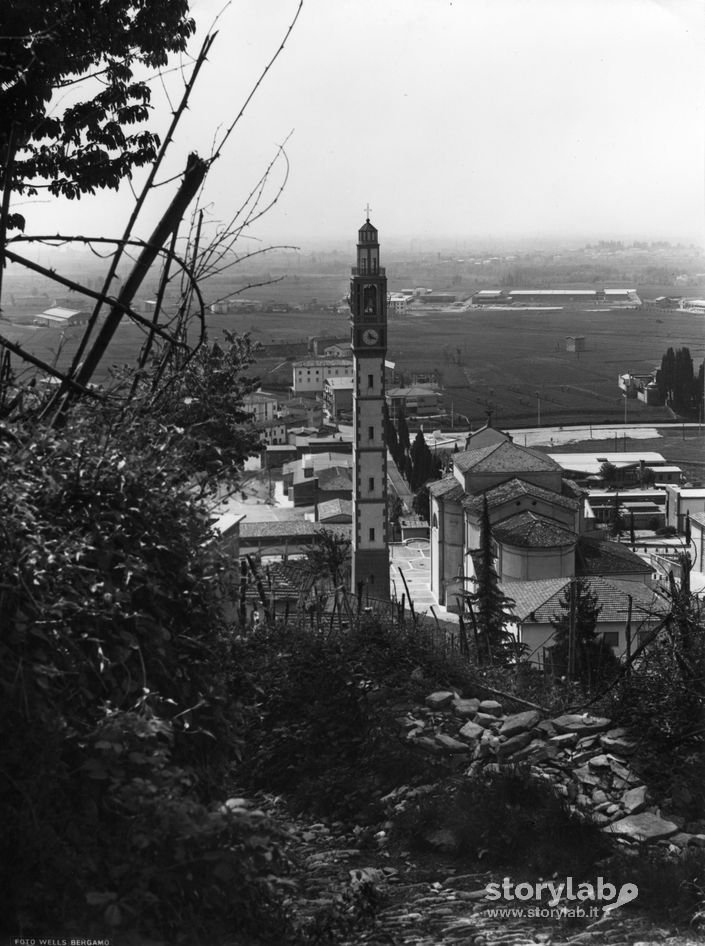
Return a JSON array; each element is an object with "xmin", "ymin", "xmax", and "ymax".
[
  {"xmin": 0, "ymin": 411, "xmax": 286, "ymax": 939},
  {"xmin": 233, "ymin": 615, "xmax": 474, "ymax": 820},
  {"xmin": 606, "ymin": 847, "xmax": 705, "ymax": 928}
]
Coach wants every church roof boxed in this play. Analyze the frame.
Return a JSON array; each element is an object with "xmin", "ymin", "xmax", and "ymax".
[
  {"xmin": 492, "ymin": 511, "xmax": 576, "ymax": 549},
  {"xmin": 454, "ymin": 441, "xmax": 562, "ymax": 475},
  {"xmin": 429, "ymin": 475, "xmax": 466, "ymax": 502},
  {"xmin": 463, "ymin": 478, "xmax": 579, "ymax": 514},
  {"xmin": 575, "ymin": 534, "xmax": 653, "ymax": 577}
]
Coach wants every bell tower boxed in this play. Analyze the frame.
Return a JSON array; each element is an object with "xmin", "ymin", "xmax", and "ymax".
[{"xmin": 349, "ymin": 212, "xmax": 389, "ymax": 600}]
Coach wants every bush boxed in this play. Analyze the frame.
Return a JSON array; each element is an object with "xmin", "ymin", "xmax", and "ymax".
[
  {"xmin": 0, "ymin": 411, "xmax": 288, "ymax": 940},
  {"xmin": 233, "ymin": 615, "xmax": 474, "ymax": 821}
]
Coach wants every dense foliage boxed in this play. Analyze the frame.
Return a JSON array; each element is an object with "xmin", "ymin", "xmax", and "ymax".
[
  {"xmin": 0, "ymin": 400, "xmax": 290, "ymax": 940},
  {"xmin": 1, "ymin": 0, "xmax": 195, "ymax": 207},
  {"xmin": 656, "ymin": 346, "xmax": 704, "ymax": 417},
  {"xmin": 233, "ymin": 616, "xmax": 474, "ymax": 821}
]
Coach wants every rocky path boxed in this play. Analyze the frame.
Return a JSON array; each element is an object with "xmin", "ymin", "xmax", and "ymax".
[{"xmin": 278, "ymin": 811, "xmax": 695, "ymax": 946}]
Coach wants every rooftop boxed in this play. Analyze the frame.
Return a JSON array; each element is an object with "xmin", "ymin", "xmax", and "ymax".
[
  {"xmin": 575, "ymin": 534, "xmax": 653, "ymax": 576},
  {"xmin": 455, "ymin": 441, "xmax": 562, "ymax": 475},
  {"xmin": 463, "ymin": 477, "xmax": 579, "ymax": 515},
  {"xmin": 492, "ymin": 511, "xmax": 576, "ymax": 549},
  {"xmin": 504, "ymin": 576, "xmax": 665, "ymax": 624}
]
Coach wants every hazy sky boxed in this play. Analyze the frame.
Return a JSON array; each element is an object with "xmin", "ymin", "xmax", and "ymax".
[{"xmin": 18, "ymin": 0, "xmax": 705, "ymax": 250}]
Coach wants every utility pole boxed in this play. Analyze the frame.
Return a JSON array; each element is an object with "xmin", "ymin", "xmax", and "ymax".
[
  {"xmin": 567, "ymin": 579, "xmax": 576, "ymax": 680},
  {"xmin": 536, "ymin": 390, "xmax": 541, "ymax": 427}
]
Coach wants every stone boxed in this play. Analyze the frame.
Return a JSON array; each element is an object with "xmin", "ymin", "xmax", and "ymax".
[
  {"xmin": 435, "ymin": 733, "xmax": 472, "ymax": 754},
  {"xmin": 511, "ymin": 739, "xmax": 551, "ymax": 764},
  {"xmin": 458, "ymin": 721, "xmax": 485, "ymax": 743},
  {"xmin": 452, "ymin": 697, "xmax": 481, "ymax": 717},
  {"xmin": 609, "ymin": 759, "xmax": 633, "ymax": 780},
  {"xmin": 592, "ymin": 812, "xmax": 611, "ymax": 826},
  {"xmin": 474, "ymin": 712, "xmax": 501, "ymax": 729},
  {"xmin": 413, "ymin": 736, "xmax": 442, "ymax": 754},
  {"xmin": 573, "ymin": 765, "xmax": 600, "ymax": 787},
  {"xmin": 497, "ymin": 730, "xmax": 532, "ymax": 759},
  {"xmin": 499, "ymin": 709, "xmax": 541, "ymax": 738},
  {"xmin": 600, "ymin": 729, "xmax": 637, "ymax": 755},
  {"xmin": 688, "ymin": 834, "xmax": 705, "ymax": 848},
  {"xmin": 605, "ymin": 811, "xmax": 679, "ymax": 841},
  {"xmin": 551, "ymin": 713, "xmax": 612, "ymax": 735},
  {"xmin": 549, "ymin": 732, "xmax": 578, "ymax": 749},
  {"xmin": 425, "ymin": 690, "xmax": 455, "ymax": 710},
  {"xmin": 592, "ymin": 789, "xmax": 609, "ymax": 805},
  {"xmin": 587, "ymin": 754, "xmax": 612, "ymax": 769},
  {"xmin": 478, "ymin": 700, "xmax": 503, "ymax": 717},
  {"xmin": 621, "ymin": 785, "xmax": 648, "ymax": 814},
  {"xmin": 536, "ymin": 719, "xmax": 556, "ymax": 736}
]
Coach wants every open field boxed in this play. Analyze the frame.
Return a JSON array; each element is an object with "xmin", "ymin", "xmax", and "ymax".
[{"xmin": 2, "ymin": 290, "xmax": 703, "ymax": 429}]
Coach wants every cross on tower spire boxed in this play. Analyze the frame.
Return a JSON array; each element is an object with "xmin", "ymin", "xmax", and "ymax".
[{"xmin": 364, "ymin": 202, "xmax": 372, "ymax": 220}]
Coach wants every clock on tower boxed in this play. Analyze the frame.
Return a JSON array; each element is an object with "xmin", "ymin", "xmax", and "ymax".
[{"xmin": 349, "ymin": 213, "xmax": 390, "ymax": 601}]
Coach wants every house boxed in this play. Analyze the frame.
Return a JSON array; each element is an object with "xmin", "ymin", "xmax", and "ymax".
[
  {"xmin": 292, "ymin": 358, "xmax": 353, "ymax": 396},
  {"xmin": 33, "ymin": 306, "xmax": 89, "ymax": 327},
  {"xmin": 464, "ymin": 420, "xmax": 513, "ymax": 451},
  {"xmin": 565, "ymin": 336, "xmax": 586, "ymax": 353},
  {"xmin": 665, "ymin": 486, "xmax": 705, "ymax": 532},
  {"xmin": 386, "ymin": 385, "xmax": 441, "ymax": 421},
  {"xmin": 323, "ymin": 376, "xmax": 354, "ymax": 419},
  {"xmin": 316, "ymin": 498, "xmax": 353, "ymax": 524},
  {"xmin": 254, "ymin": 418, "xmax": 291, "ymax": 446},
  {"xmin": 243, "ymin": 390, "xmax": 280, "ymax": 424},
  {"xmin": 506, "ymin": 576, "xmax": 665, "ymax": 668}
]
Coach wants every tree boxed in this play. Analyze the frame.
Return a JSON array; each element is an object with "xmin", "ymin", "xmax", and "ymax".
[
  {"xmin": 1, "ymin": 0, "xmax": 195, "ymax": 206},
  {"xmin": 600, "ymin": 461, "xmax": 618, "ymax": 487},
  {"xmin": 549, "ymin": 580, "xmax": 618, "ymax": 688},
  {"xmin": 305, "ymin": 529, "xmax": 352, "ymax": 589},
  {"xmin": 464, "ymin": 496, "xmax": 518, "ymax": 665},
  {"xmin": 609, "ymin": 492, "xmax": 624, "ymax": 537},
  {"xmin": 409, "ymin": 430, "xmax": 434, "ymax": 491}
]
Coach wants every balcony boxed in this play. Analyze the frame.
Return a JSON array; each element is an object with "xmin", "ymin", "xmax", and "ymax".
[{"xmin": 351, "ymin": 266, "xmax": 386, "ymax": 276}]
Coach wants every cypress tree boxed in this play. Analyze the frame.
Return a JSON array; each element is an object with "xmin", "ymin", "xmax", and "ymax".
[{"xmin": 464, "ymin": 496, "xmax": 518, "ymax": 665}]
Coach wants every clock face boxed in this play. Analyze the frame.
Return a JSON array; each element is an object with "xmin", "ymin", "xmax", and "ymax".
[{"xmin": 362, "ymin": 328, "xmax": 379, "ymax": 346}]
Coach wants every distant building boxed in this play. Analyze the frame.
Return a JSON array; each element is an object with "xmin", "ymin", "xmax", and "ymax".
[
  {"xmin": 242, "ymin": 390, "xmax": 280, "ymax": 424},
  {"xmin": 388, "ymin": 292, "xmax": 409, "ymax": 316},
  {"xmin": 33, "ymin": 306, "xmax": 89, "ymax": 327},
  {"xmin": 565, "ymin": 335, "xmax": 586, "ymax": 352},
  {"xmin": 291, "ymin": 358, "xmax": 353, "ymax": 395},
  {"xmin": 323, "ymin": 376, "xmax": 354, "ymax": 419},
  {"xmin": 386, "ymin": 384, "xmax": 441, "ymax": 421}
]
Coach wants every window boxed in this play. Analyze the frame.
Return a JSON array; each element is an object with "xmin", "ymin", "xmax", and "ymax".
[
  {"xmin": 368, "ymin": 374, "xmax": 374, "ymax": 388},
  {"xmin": 369, "ymin": 527, "xmax": 375, "ymax": 541},
  {"xmin": 368, "ymin": 426, "xmax": 374, "ymax": 440},
  {"xmin": 368, "ymin": 477, "xmax": 374, "ymax": 492},
  {"xmin": 602, "ymin": 632, "xmax": 620, "ymax": 649}
]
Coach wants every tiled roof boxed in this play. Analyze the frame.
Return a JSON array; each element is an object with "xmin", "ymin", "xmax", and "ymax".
[
  {"xmin": 429, "ymin": 475, "xmax": 466, "ymax": 502},
  {"xmin": 317, "ymin": 467, "xmax": 353, "ymax": 491},
  {"xmin": 317, "ymin": 498, "xmax": 353, "ymax": 521},
  {"xmin": 463, "ymin": 478, "xmax": 578, "ymax": 514},
  {"xmin": 576, "ymin": 535, "xmax": 653, "ymax": 576},
  {"xmin": 240, "ymin": 520, "xmax": 351, "ymax": 540},
  {"xmin": 493, "ymin": 512, "xmax": 576, "ymax": 549},
  {"xmin": 505, "ymin": 576, "xmax": 665, "ymax": 625},
  {"xmin": 454, "ymin": 441, "xmax": 562, "ymax": 475},
  {"xmin": 500, "ymin": 578, "xmax": 571, "ymax": 621},
  {"xmin": 240, "ymin": 520, "xmax": 318, "ymax": 538}
]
